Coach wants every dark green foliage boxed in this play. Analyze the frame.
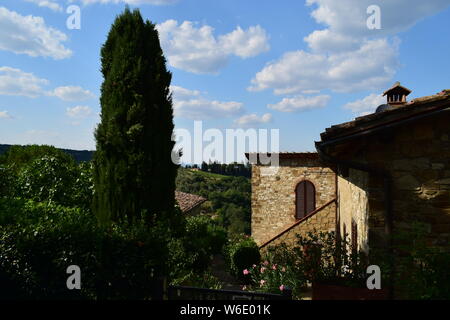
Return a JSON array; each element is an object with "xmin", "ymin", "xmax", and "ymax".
[
  {"xmin": 265, "ymin": 231, "xmax": 369, "ymax": 287},
  {"xmin": 0, "ymin": 165, "xmax": 15, "ymax": 197},
  {"xmin": 0, "ymin": 144, "xmax": 94, "ymax": 163},
  {"xmin": 263, "ymin": 228, "xmax": 450, "ymax": 299},
  {"xmin": 185, "ymin": 215, "xmax": 227, "ymax": 256},
  {"xmin": 0, "ymin": 144, "xmax": 74, "ymax": 172},
  {"xmin": 0, "ymin": 198, "xmax": 168, "ymax": 300},
  {"xmin": 94, "ymin": 8, "xmax": 176, "ymax": 224},
  {"xmin": 168, "ymin": 216, "xmax": 227, "ymax": 284},
  {"xmin": 16, "ymin": 155, "xmax": 77, "ymax": 206},
  {"xmin": 188, "ymin": 161, "xmax": 251, "ymax": 178},
  {"xmin": 176, "ymin": 168, "xmax": 251, "ymax": 236},
  {"xmin": 390, "ymin": 223, "xmax": 450, "ymax": 299},
  {"xmin": 0, "ymin": 145, "xmax": 94, "ymax": 210},
  {"xmin": 226, "ymin": 236, "xmax": 261, "ymax": 278}
]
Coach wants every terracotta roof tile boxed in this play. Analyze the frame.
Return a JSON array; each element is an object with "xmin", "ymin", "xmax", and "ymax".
[
  {"xmin": 175, "ymin": 191, "xmax": 206, "ymax": 214},
  {"xmin": 320, "ymin": 89, "xmax": 450, "ymax": 141}
]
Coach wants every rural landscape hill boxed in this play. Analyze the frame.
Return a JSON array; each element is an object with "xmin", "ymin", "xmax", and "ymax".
[
  {"xmin": 0, "ymin": 144, "xmax": 94, "ymax": 163},
  {"xmin": 0, "ymin": 144, "xmax": 251, "ymax": 236}
]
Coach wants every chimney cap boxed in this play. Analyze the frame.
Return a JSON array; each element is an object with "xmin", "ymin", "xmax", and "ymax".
[{"xmin": 383, "ymin": 81, "xmax": 412, "ymax": 96}]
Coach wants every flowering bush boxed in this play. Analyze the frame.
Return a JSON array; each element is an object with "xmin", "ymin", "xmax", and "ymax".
[
  {"xmin": 225, "ymin": 235, "xmax": 260, "ymax": 278},
  {"xmin": 242, "ymin": 260, "xmax": 305, "ymax": 297}
]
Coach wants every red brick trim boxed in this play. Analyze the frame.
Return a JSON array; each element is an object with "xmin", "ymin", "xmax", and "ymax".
[{"xmin": 259, "ymin": 198, "xmax": 337, "ymax": 249}]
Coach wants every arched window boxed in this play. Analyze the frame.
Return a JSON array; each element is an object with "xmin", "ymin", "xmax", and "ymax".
[{"xmin": 295, "ymin": 180, "xmax": 316, "ymax": 220}]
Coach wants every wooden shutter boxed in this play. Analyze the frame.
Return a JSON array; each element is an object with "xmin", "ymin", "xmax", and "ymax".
[
  {"xmin": 296, "ymin": 182, "xmax": 305, "ymax": 220},
  {"xmin": 296, "ymin": 181, "xmax": 316, "ymax": 220},
  {"xmin": 305, "ymin": 182, "xmax": 315, "ymax": 215}
]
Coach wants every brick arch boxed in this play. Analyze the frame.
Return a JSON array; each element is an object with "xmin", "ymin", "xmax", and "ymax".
[{"xmin": 295, "ymin": 180, "xmax": 316, "ymax": 220}]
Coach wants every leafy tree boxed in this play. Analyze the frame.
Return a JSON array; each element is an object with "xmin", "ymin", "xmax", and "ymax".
[
  {"xmin": 93, "ymin": 8, "xmax": 177, "ymax": 224},
  {"xmin": 0, "ymin": 145, "xmax": 74, "ymax": 172},
  {"xmin": 176, "ymin": 168, "xmax": 251, "ymax": 236}
]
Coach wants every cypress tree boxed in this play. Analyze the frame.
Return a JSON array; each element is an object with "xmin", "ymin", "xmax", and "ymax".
[{"xmin": 93, "ymin": 7, "xmax": 176, "ymax": 224}]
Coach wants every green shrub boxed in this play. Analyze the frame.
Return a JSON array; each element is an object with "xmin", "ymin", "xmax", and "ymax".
[
  {"xmin": 16, "ymin": 155, "xmax": 77, "ymax": 206},
  {"xmin": 0, "ymin": 199, "xmax": 168, "ymax": 300},
  {"xmin": 72, "ymin": 161, "xmax": 94, "ymax": 210},
  {"xmin": 0, "ymin": 145, "xmax": 74, "ymax": 172},
  {"xmin": 12, "ymin": 155, "xmax": 93, "ymax": 210},
  {"xmin": 170, "ymin": 271, "xmax": 222, "ymax": 290},
  {"xmin": 0, "ymin": 145, "xmax": 94, "ymax": 210},
  {"xmin": 168, "ymin": 215, "xmax": 227, "ymax": 284},
  {"xmin": 226, "ymin": 236, "xmax": 261, "ymax": 278},
  {"xmin": 243, "ymin": 260, "xmax": 303, "ymax": 297},
  {"xmin": 0, "ymin": 165, "xmax": 15, "ymax": 198}
]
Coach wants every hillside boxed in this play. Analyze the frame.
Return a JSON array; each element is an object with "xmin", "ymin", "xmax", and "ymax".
[
  {"xmin": 176, "ymin": 167, "xmax": 251, "ymax": 235},
  {"xmin": 0, "ymin": 144, "xmax": 94, "ymax": 163}
]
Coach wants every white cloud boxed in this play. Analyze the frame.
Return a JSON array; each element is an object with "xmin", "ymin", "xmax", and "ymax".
[
  {"xmin": 66, "ymin": 105, "xmax": 94, "ymax": 118},
  {"xmin": 234, "ymin": 113, "xmax": 272, "ymax": 127},
  {"xmin": 249, "ymin": 0, "xmax": 449, "ymax": 97},
  {"xmin": 268, "ymin": 95, "xmax": 330, "ymax": 113},
  {"xmin": 50, "ymin": 86, "xmax": 95, "ymax": 101},
  {"xmin": 0, "ymin": 7, "xmax": 71, "ymax": 59},
  {"xmin": 24, "ymin": 0, "xmax": 63, "ymax": 11},
  {"xmin": 249, "ymin": 38, "xmax": 398, "ymax": 95},
  {"xmin": 171, "ymin": 85, "xmax": 200, "ymax": 100},
  {"xmin": 304, "ymin": 29, "xmax": 359, "ymax": 53},
  {"xmin": 305, "ymin": 0, "xmax": 450, "ymax": 51},
  {"xmin": 0, "ymin": 66, "xmax": 95, "ymax": 102},
  {"xmin": 0, "ymin": 66, "xmax": 49, "ymax": 98},
  {"xmin": 219, "ymin": 25, "xmax": 270, "ymax": 58},
  {"xmin": 171, "ymin": 85, "xmax": 244, "ymax": 120},
  {"xmin": 174, "ymin": 99, "xmax": 243, "ymax": 120},
  {"xmin": 343, "ymin": 93, "xmax": 385, "ymax": 115},
  {"xmin": 157, "ymin": 20, "xmax": 269, "ymax": 74},
  {"xmin": 0, "ymin": 110, "xmax": 12, "ymax": 119}
]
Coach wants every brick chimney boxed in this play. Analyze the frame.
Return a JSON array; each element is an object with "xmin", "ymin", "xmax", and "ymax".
[{"xmin": 383, "ymin": 81, "xmax": 412, "ymax": 107}]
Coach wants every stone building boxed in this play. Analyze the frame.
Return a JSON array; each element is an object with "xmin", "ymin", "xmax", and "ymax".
[
  {"xmin": 249, "ymin": 83, "xmax": 450, "ymax": 252},
  {"xmin": 247, "ymin": 153, "xmax": 336, "ymax": 248}
]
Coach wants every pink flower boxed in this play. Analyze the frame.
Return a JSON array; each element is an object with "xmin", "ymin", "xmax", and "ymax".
[
  {"xmin": 260, "ymin": 267, "xmax": 266, "ymax": 273},
  {"xmin": 243, "ymin": 269, "xmax": 249, "ymax": 275},
  {"xmin": 281, "ymin": 267, "xmax": 286, "ymax": 272},
  {"xmin": 263, "ymin": 261, "xmax": 269, "ymax": 266},
  {"xmin": 260, "ymin": 280, "xmax": 266, "ymax": 287},
  {"xmin": 252, "ymin": 264, "xmax": 257, "ymax": 268},
  {"xmin": 279, "ymin": 285, "xmax": 285, "ymax": 291},
  {"xmin": 272, "ymin": 264, "xmax": 277, "ymax": 270}
]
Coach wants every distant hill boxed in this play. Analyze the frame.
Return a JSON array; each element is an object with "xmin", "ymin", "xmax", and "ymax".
[
  {"xmin": 176, "ymin": 167, "xmax": 251, "ymax": 235},
  {"xmin": 0, "ymin": 144, "xmax": 94, "ymax": 163}
]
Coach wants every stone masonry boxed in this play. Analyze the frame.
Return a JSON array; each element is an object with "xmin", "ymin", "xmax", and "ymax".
[
  {"xmin": 250, "ymin": 153, "xmax": 337, "ymax": 247},
  {"xmin": 260, "ymin": 200, "xmax": 336, "ymax": 249}
]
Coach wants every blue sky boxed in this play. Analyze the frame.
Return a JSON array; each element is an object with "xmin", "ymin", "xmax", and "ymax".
[{"xmin": 0, "ymin": 0, "xmax": 449, "ymax": 159}]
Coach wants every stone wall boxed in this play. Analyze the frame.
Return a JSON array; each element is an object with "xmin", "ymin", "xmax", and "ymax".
[
  {"xmin": 261, "ymin": 200, "xmax": 336, "ymax": 249},
  {"xmin": 337, "ymin": 169, "xmax": 370, "ymax": 252},
  {"xmin": 251, "ymin": 156, "xmax": 336, "ymax": 246},
  {"xmin": 333, "ymin": 109, "xmax": 450, "ymax": 249}
]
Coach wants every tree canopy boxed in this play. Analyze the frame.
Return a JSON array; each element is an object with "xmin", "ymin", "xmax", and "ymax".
[{"xmin": 93, "ymin": 8, "xmax": 177, "ymax": 224}]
